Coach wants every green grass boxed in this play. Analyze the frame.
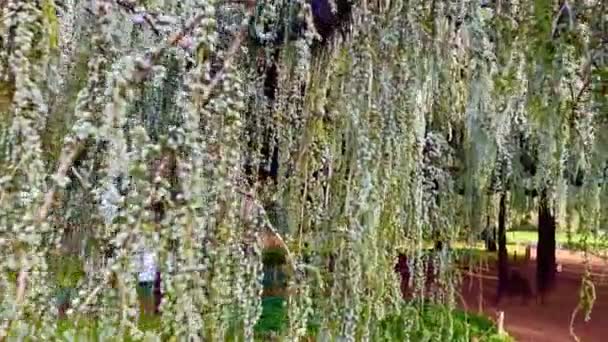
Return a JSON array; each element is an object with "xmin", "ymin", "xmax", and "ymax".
[
  {"xmin": 454, "ymin": 247, "xmax": 498, "ymax": 265},
  {"xmin": 253, "ymin": 296, "xmax": 514, "ymax": 341},
  {"xmin": 40, "ymin": 244, "xmax": 521, "ymax": 341},
  {"xmin": 53, "ymin": 296, "xmax": 296, "ymax": 341},
  {"xmin": 49, "ymin": 298, "xmax": 512, "ymax": 341},
  {"xmin": 254, "ymin": 296, "xmax": 288, "ymax": 337},
  {"xmin": 507, "ymin": 230, "xmax": 608, "ymax": 250},
  {"xmin": 376, "ymin": 302, "xmax": 514, "ymax": 342}
]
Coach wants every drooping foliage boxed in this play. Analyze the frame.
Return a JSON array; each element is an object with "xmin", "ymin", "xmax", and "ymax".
[{"xmin": 0, "ymin": 0, "xmax": 606, "ymax": 340}]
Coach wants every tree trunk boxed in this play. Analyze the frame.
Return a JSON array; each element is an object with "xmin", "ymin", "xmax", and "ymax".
[
  {"xmin": 496, "ymin": 192, "xmax": 509, "ymax": 303},
  {"xmin": 485, "ymin": 215, "xmax": 497, "ymax": 252},
  {"xmin": 395, "ymin": 253, "xmax": 410, "ymax": 299},
  {"xmin": 434, "ymin": 239, "xmax": 443, "ymax": 251},
  {"xmin": 536, "ymin": 189, "xmax": 556, "ymax": 301}
]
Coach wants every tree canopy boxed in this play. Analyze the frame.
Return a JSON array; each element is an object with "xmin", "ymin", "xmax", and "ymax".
[{"xmin": 0, "ymin": 0, "xmax": 606, "ymax": 340}]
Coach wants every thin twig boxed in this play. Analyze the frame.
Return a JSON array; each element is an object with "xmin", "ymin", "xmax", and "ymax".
[
  {"xmin": 115, "ymin": 0, "xmax": 161, "ymax": 36},
  {"xmin": 571, "ymin": 75, "xmax": 592, "ymax": 116},
  {"xmin": 236, "ymin": 189, "xmax": 297, "ymax": 272},
  {"xmin": 569, "ymin": 304, "xmax": 581, "ymax": 342},
  {"xmin": 0, "ymin": 253, "xmax": 27, "ymax": 341},
  {"xmin": 196, "ymin": 0, "xmax": 256, "ymax": 106},
  {"xmin": 78, "ymin": 282, "xmax": 106, "ymax": 312},
  {"xmin": 199, "ymin": 21, "xmax": 251, "ymax": 107},
  {"xmin": 166, "ymin": 13, "xmax": 207, "ymax": 47},
  {"xmin": 70, "ymin": 166, "xmax": 90, "ymax": 190},
  {"xmin": 15, "ymin": 264, "xmax": 27, "ymax": 305},
  {"xmin": 497, "ymin": 311, "xmax": 505, "ymax": 335},
  {"xmin": 84, "ymin": 7, "xmax": 96, "ymax": 17},
  {"xmin": 36, "ymin": 143, "xmax": 83, "ymax": 223}
]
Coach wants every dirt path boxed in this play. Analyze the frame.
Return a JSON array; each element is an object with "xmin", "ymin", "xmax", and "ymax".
[{"xmin": 459, "ymin": 248, "xmax": 608, "ymax": 342}]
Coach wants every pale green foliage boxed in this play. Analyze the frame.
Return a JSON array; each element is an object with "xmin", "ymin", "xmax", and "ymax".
[{"xmin": 0, "ymin": 0, "xmax": 606, "ymax": 341}]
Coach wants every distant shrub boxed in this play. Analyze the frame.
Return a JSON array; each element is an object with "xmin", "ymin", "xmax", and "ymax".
[{"xmin": 254, "ymin": 296, "xmax": 289, "ymax": 337}]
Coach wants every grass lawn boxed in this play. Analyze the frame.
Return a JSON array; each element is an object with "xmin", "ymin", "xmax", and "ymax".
[
  {"xmin": 50, "ymin": 297, "xmax": 513, "ymax": 341},
  {"xmin": 507, "ymin": 230, "xmax": 608, "ymax": 250}
]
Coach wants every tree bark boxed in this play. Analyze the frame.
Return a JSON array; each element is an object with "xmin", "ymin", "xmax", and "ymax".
[
  {"xmin": 485, "ymin": 214, "xmax": 497, "ymax": 252},
  {"xmin": 495, "ymin": 192, "xmax": 509, "ymax": 303},
  {"xmin": 536, "ymin": 189, "xmax": 556, "ymax": 301}
]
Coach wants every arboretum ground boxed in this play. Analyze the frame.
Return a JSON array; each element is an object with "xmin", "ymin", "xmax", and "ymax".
[{"xmin": 460, "ymin": 247, "xmax": 608, "ymax": 342}]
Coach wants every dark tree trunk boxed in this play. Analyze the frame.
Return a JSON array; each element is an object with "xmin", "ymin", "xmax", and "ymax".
[
  {"xmin": 395, "ymin": 253, "xmax": 410, "ymax": 298},
  {"xmin": 154, "ymin": 271, "xmax": 162, "ymax": 314},
  {"xmin": 434, "ymin": 239, "xmax": 443, "ymax": 251},
  {"xmin": 484, "ymin": 215, "xmax": 497, "ymax": 252},
  {"xmin": 536, "ymin": 189, "xmax": 556, "ymax": 301},
  {"xmin": 496, "ymin": 192, "xmax": 509, "ymax": 303}
]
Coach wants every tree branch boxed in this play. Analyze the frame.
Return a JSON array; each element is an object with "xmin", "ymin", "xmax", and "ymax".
[
  {"xmin": 571, "ymin": 75, "xmax": 592, "ymax": 117},
  {"xmin": 115, "ymin": 0, "xmax": 161, "ymax": 36},
  {"xmin": 199, "ymin": 5, "xmax": 255, "ymax": 107},
  {"xmin": 237, "ymin": 189, "xmax": 296, "ymax": 272}
]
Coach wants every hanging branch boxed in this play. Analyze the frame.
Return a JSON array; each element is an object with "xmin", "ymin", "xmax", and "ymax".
[
  {"xmin": 27, "ymin": 5, "xmax": 260, "ymax": 314},
  {"xmin": 14, "ymin": 8, "xmax": 243, "ymax": 312},
  {"xmin": 33, "ymin": 10, "xmax": 224, "ymax": 228}
]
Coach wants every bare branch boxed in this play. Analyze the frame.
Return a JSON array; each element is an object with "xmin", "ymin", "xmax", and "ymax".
[
  {"xmin": 70, "ymin": 166, "xmax": 91, "ymax": 189},
  {"xmin": 77, "ymin": 275, "xmax": 110, "ymax": 312},
  {"xmin": 36, "ymin": 143, "xmax": 83, "ymax": 223},
  {"xmin": 115, "ymin": 0, "xmax": 161, "ymax": 36},
  {"xmin": 200, "ymin": 26, "xmax": 249, "ymax": 106},
  {"xmin": 237, "ymin": 189, "xmax": 298, "ymax": 274},
  {"xmin": 570, "ymin": 70, "xmax": 593, "ymax": 120},
  {"xmin": 15, "ymin": 267, "xmax": 27, "ymax": 304}
]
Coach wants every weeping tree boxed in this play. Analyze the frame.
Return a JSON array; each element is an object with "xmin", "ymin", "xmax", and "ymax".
[
  {"xmin": 521, "ymin": 0, "xmax": 606, "ymax": 304},
  {"xmin": 450, "ymin": 0, "xmax": 607, "ymax": 308},
  {"xmin": 0, "ymin": 0, "xmax": 607, "ymax": 341}
]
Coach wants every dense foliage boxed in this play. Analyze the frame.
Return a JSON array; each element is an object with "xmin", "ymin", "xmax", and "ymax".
[{"xmin": 0, "ymin": 0, "xmax": 606, "ymax": 340}]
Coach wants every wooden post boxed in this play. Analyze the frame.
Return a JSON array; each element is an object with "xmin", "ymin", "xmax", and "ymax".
[{"xmin": 497, "ymin": 311, "xmax": 505, "ymax": 335}]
